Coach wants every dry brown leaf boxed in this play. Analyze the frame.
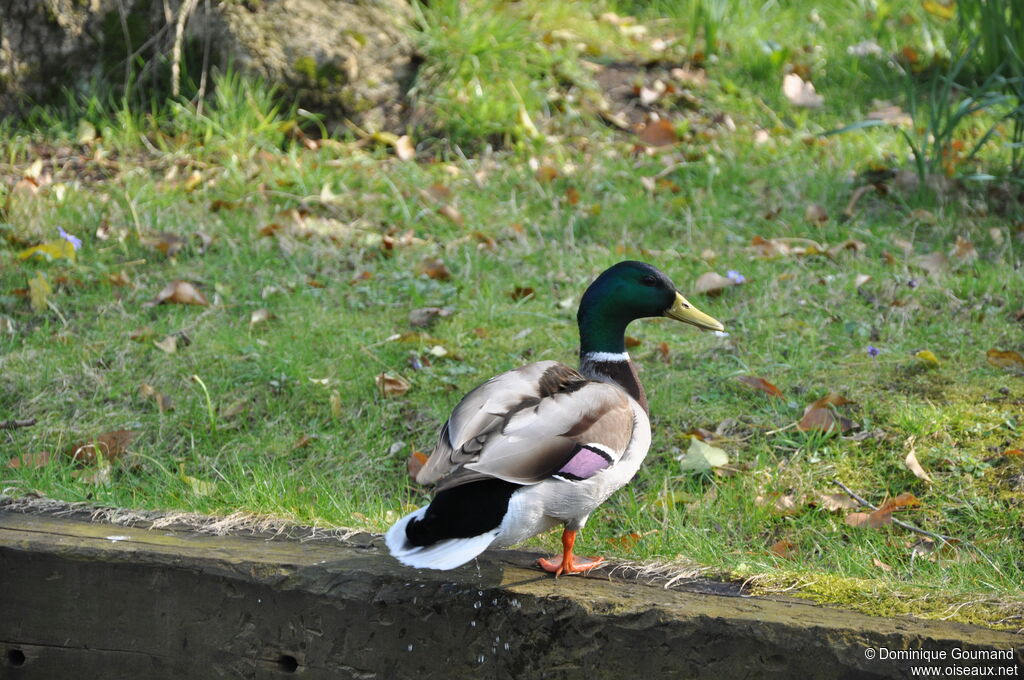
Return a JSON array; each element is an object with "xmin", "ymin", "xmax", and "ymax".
[
  {"xmin": 656, "ymin": 341, "xmax": 670, "ymax": 363},
  {"xmin": 804, "ymin": 203, "xmax": 828, "ymax": 224},
  {"xmin": 868, "ymin": 104, "xmax": 912, "ymax": 127},
  {"xmin": 565, "ymin": 186, "xmax": 581, "ymax": 205},
  {"xmin": 376, "ymin": 372, "xmax": 410, "ymax": 397},
  {"xmin": 798, "ymin": 393, "xmax": 857, "ymax": 433},
  {"xmin": 129, "ymin": 327, "xmax": 155, "ymax": 342},
  {"xmin": 749, "ymin": 235, "xmax": 792, "ymax": 258},
  {"xmin": 986, "ymin": 349, "xmax": 1024, "ymax": 375},
  {"xmin": 606, "ymin": 532, "xmax": 643, "ymax": 551},
  {"xmin": 65, "ymin": 430, "xmax": 137, "ymax": 465},
  {"xmin": 438, "ymin": 204, "xmax": 464, "ymax": 226},
  {"xmin": 292, "ymin": 434, "xmax": 313, "ymax": 450},
  {"xmin": 259, "ymin": 223, "xmax": 283, "ymax": 237},
  {"xmin": 872, "ymin": 557, "xmax": 894, "ymax": 572},
  {"xmin": 407, "ymin": 450, "xmax": 429, "ymax": 479},
  {"xmin": 827, "ymin": 239, "xmax": 866, "ymax": 258},
  {"xmin": 818, "ymin": 492, "xmax": 859, "ymax": 512},
  {"xmin": 154, "ymin": 336, "xmax": 178, "ymax": 354},
  {"xmin": 394, "ymin": 135, "xmax": 416, "ymax": 161},
  {"xmin": 636, "ymin": 117, "xmax": 678, "ymax": 146},
  {"xmin": 535, "ymin": 165, "xmax": 559, "ymax": 182},
  {"xmin": 151, "ymin": 280, "xmax": 209, "ymax": 306},
  {"xmin": 737, "ymin": 376, "xmax": 784, "ymax": 399},
  {"xmin": 509, "ymin": 286, "xmax": 535, "ymax": 301},
  {"xmin": 151, "ymin": 232, "xmax": 187, "ymax": 257},
  {"xmin": 951, "ymin": 235, "xmax": 978, "ymax": 262},
  {"xmin": 769, "ymin": 539, "xmax": 798, "ymax": 559},
  {"xmin": 409, "ymin": 306, "xmax": 453, "ymax": 328},
  {"xmin": 250, "ymin": 308, "xmax": 272, "ymax": 326},
  {"xmin": 418, "ymin": 258, "xmax": 452, "ymax": 281},
  {"xmin": 7, "ymin": 451, "xmax": 52, "ymax": 469},
  {"xmin": 625, "ymin": 336, "xmax": 642, "ymax": 348},
  {"xmin": 694, "ymin": 272, "xmax": 735, "ymax": 296},
  {"xmin": 904, "ymin": 437, "xmax": 932, "ymax": 482},
  {"xmin": 139, "ymin": 384, "xmax": 174, "ymax": 413},
  {"xmin": 783, "ymin": 73, "xmax": 824, "ymax": 108},
  {"xmin": 108, "ymin": 270, "xmax": 132, "ymax": 287}
]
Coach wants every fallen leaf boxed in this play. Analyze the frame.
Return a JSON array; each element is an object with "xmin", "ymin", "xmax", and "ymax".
[
  {"xmin": 565, "ymin": 186, "xmax": 581, "ymax": 205},
  {"xmin": 418, "ymin": 258, "xmax": 452, "ymax": 281},
  {"xmin": 222, "ymin": 399, "xmax": 249, "ymax": 419},
  {"xmin": 915, "ymin": 349, "xmax": 940, "ymax": 366},
  {"xmin": 818, "ymin": 492, "xmax": 859, "ymax": 512},
  {"xmin": 509, "ymin": 286, "xmax": 535, "ymax": 301},
  {"xmin": 872, "ymin": 557, "xmax": 893, "ymax": 572},
  {"xmin": 636, "ymin": 117, "xmax": 678, "ymax": 146},
  {"xmin": 108, "ymin": 270, "xmax": 132, "ymax": 287},
  {"xmin": 783, "ymin": 73, "xmax": 824, "ymax": 108},
  {"xmin": 845, "ymin": 511, "xmax": 890, "ymax": 528},
  {"xmin": 867, "ymin": 103, "xmax": 912, "ymax": 127},
  {"xmin": 139, "ymin": 384, "xmax": 174, "ymax": 413},
  {"xmin": 607, "ymin": 532, "xmax": 643, "ymax": 550},
  {"xmin": 409, "ymin": 306, "xmax": 453, "ymax": 328},
  {"xmin": 183, "ymin": 170, "xmax": 203, "ymax": 192},
  {"xmin": 677, "ymin": 436, "xmax": 729, "ymax": 471},
  {"xmin": 150, "ymin": 232, "xmax": 187, "ymax": 257},
  {"xmin": 535, "ymin": 165, "xmax": 559, "ymax": 182},
  {"xmin": 259, "ymin": 223, "xmax": 283, "ymax": 237},
  {"xmin": 798, "ymin": 393, "xmax": 857, "ymax": 433},
  {"xmin": 769, "ymin": 539, "xmax": 797, "ymax": 559},
  {"xmin": 154, "ymin": 336, "xmax": 178, "ymax": 354},
  {"xmin": 904, "ymin": 437, "xmax": 932, "ymax": 482},
  {"xmin": 18, "ymin": 239, "xmax": 77, "ymax": 262},
  {"xmin": 394, "ymin": 135, "xmax": 416, "ymax": 161},
  {"xmin": 250, "ymin": 308, "xmax": 273, "ymax": 326},
  {"xmin": 694, "ymin": 272, "xmax": 736, "ymax": 296},
  {"xmin": 407, "ymin": 450, "xmax": 429, "ymax": 479},
  {"xmin": 951, "ymin": 235, "xmax": 977, "ymax": 262},
  {"xmin": 827, "ymin": 239, "xmax": 866, "ymax": 258},
  {"xmin": 292, "ymin": 434, "xmax": 313, "ymax": 450},
  {"xmin": 129, "ymin": 327, "xmax": 155, "ymax": 342},
  {"xmin": 854, "ymin": 273, "xmax": 872, "ymax": 288},
  {"xmin": 65, "ymin": 430, "xmax": 137, "ymax": 465},
  {"xmin": 28, "ymin": 272, "xmax": 52, "ymax": 312},
  {"xmin": 7, "ymin": 451, "xmax": 52, "ymax": 469},
  {"xmin": 804, "ymin": 203, "xmax": 828, "ymax": 224},
  {"xmin": 150, "ymin": 280, "xmax": 209, "ymax": 306},
  {"xmin": 986, "ymin": 349, "xmax": 1024, "ymax": 375},
  {"xmin": 737, "ymin": 376, "xmax": 784, "ymax": 398},
  {"xmin": 438, "ymin": 204, "xmax": 464, "ymax": 226},
  {"xmin": 657, "ymin": 341, "xmax": 670, "ymax": 363},
  {"xmin": 376, "ymin": 372, "xmax": 411, "ymax": 397},
  {"xmin": 624, "ymin": 336, "xmax": 642, "ymax": 348}
]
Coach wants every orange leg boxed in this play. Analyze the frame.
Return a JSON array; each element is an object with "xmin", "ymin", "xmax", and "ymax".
[{"xmin": 537, "ymin": 529, "xmax": 604, "ymax": 577}]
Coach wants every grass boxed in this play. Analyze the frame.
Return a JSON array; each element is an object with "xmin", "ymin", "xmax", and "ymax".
[{"xmin": 2, "ymin": 0, "xmax": 1023, "ymax": 629}]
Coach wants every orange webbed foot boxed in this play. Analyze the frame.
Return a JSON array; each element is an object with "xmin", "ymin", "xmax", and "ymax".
[
  {"xmin": 537, "ymin": 553, "xmax": 604, "ymax": 577},
  {"xmin": 537, "ymin": 528, "xmax": 604, "ymax": 577}
]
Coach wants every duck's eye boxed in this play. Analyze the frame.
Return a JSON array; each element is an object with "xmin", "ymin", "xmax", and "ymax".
[{"xmin": 641, "ymin": 275, "xmax": 660, "ymax": 287}]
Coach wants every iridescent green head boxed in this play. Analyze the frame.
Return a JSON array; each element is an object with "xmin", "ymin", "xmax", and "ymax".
[{"xmin": 577, "ymin": 261, "xmax": 724, "ymax": 354}]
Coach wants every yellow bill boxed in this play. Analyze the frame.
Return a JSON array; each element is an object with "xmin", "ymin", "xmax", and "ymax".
[{"xmin": 664, "ymin": 292, "xmax": 725, "ymax": 332}]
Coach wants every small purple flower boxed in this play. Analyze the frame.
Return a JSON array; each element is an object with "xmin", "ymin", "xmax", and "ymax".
[
  {"xmin": 726, "ymin": 269, "xmax": 746, "ymax": 284},
  {"xmin": 907, "ymin": 278, "xmax": 918, "ymax": 289},
  {"xmin": 867, "ymin": 345, "xmax": 880, "ymax": 358},
  {"xmin": 58, "ymin": 227, "xmax": 82, "ymax": 251}
]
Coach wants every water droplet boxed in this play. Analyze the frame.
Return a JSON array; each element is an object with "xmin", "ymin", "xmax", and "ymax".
[
  {"xmin": 504, "ymin": 642, "xmax": 510, "ymax": 651},
  {"xmin": 473, "ymin": 601, "xmax": 482, "ymax": 609},
  {"xmin": 470, "ymin": 621, "xmax": 477, "ymax": 627},
  {"xmin": 477, "ymin": 655, "xmax": 486, "ymax": 664},
  {"xmin": 407, "ymin": 644, "xmax": 413, "ymax": 652}
]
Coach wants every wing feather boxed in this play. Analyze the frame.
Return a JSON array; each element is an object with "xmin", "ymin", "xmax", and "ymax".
[{"xmin": 415, "ymin": 361, "xmax": 635, "ymax": 491}]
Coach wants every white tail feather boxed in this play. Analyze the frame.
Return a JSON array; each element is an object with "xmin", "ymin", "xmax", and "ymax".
[{"xmin": 385, "ymin": 506, "xmax": 498, "ymax": 570}]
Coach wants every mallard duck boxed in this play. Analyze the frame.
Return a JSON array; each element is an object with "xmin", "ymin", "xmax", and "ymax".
[{"xmin": 386, "ymin": 261, "xmax": 724, "ymax": 575}]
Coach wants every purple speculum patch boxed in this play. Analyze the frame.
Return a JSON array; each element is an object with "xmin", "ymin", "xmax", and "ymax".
[{"xmin": 556, "ymin": 446, "xmax": 611, "ymax": 480}]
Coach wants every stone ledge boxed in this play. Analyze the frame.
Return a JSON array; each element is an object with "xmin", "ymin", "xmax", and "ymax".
[{"xmin": 0, "ymin": 510, "xmax": 1020, "ymax": 679}]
